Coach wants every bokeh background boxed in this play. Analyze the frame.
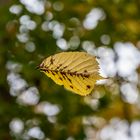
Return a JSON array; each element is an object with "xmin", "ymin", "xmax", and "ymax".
[{"xmin": 0, "ymin": 0, "xmax": 140, "ymax": 140}]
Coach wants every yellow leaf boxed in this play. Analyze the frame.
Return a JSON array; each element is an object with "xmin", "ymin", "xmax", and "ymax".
[{"xmin": 38, "ymin": 52, "xmax": 103, "ymax": 96}]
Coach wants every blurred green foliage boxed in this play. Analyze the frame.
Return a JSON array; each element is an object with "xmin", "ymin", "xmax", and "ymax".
[{"xmin": 0, "ymin": 0, "xmax": 140, "ymax": 140}]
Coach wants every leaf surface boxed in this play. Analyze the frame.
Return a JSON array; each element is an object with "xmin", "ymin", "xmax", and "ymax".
[{"xmin": 39, "ymin": 52, "xmax": 103, "ymax": 96}]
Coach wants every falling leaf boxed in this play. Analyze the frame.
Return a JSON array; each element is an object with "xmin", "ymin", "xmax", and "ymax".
[{"xmin": 38, "ymin": 52, "xmax": 103, "ymax": 96}]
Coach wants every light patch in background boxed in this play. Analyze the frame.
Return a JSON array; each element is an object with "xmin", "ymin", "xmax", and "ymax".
[
  {"xmin": 26, "ymin": 118, "xmax": 40, "ymax": 127},
  {"xmin": 83, "ymin": 8, "xmax": 106, "ymax": 30},
  {"xmin": 19, "ymin": 15, "xmax": 37, "ymax": 31},
  {"xmin": 48, "ymin": 116, "xmax": 57, "ymax": 123},
  {"xmin": 68, "ymin": 17, "xmax": 81, "ymax": 30},
  {"xmin": 114, "ymin": 42, "xmax": 140, "ymax": 77},
  {"xmin": 56, "ymin": 38, "xmax": 69, "ymax": 50},
  {"xmin": 99, "ymin": 118, "xmax": 140, "ymax": 140},
  {"xmin": 25, "ymin": 41, "xmax": 36, "ymax": 52},
  {"xmin": 53, "ymin": 23, "xmax": 65, "ymax": 39},
  {"xmin": 126, "ymin": 72, "xmax": 139, "ymax": 83},
  {"xmin": 98, "ymin": 42, "xmax": 140, "ymax": 79},
  {"xmin": 7, "ymin": 72, "xmax": 28, "ymax": 96},
  {"xmin": 97, "ymin": 46, "xmax": 116, "ymax": 77},
  {"xmin": 82, "ymin": 41, "xmax": 96, "ymax": 55},
  {"xmin": 68, "ymin": 35, "xmax": 80, "ymax": 50},
  {"xmin": 99, "ymin": 118, "xmax": 131, "ymax": 140},
  {"xmin": 19, "ymin": 25, "xmax": 29, "ymax": 33},
  {"xmin": 130, "ymin": 121, "xmax": 140, "ymax": 140},
  {"xmin": 20, "ymin": 15, "xmax": 30, "ymax": 24},
  {"xmin": 100, "ymin": 34, "xmax": 111, "ymax": 45},
  {"xmin": 45, "ymin": 11, "xmax": 53, "ymax": 21},
  {"xmin": 83, "ymin": 116, "xmax": 105, "ymax": 128},
  {"xmin": 6, "ymin": 62, "xmax": 28, "ymax": 97},
  {"xmin": 120, "ymin": 83, "xmax": 138, "ymax": 104},
  {"xmin": 20, "ymin": 0, "xmax": 45, "ymax": 15},
  {"xmin": 6, "ymin": 61, "xmax": 22, "ymax": 73},
  {"xmin": 66, "ymin": 137, "xmax": 75, "ymax": 140},
  {"xmin": 17, "ymin": 87, "xmax": 40, "ymax": 105},
  {"xmin": 9, "ymin": 118, "xmax": 24, "ymax": 134},
  {"xmin": 47, "ymin": 20, "xmax": 59, "ymax": 30},
  {"xmin": 41, "ymin": 21, "xmax": 50, "ymax": 31},
  {"xmin": 26, "ymin": 20, "xmax": 36, "ymax": 30},
  {"xmin": 27, "ymin": 127, "xmax": 45, "ymax": 140},
  {"xmin": 9, "ymin": 4, "xmax": 22, "ymax": 15},
  {"xmin": 17, "ymin": 15, "xmax": 36, "ymax": 43},
  {"xmin": 84, "ymin": 98, "xmax": 99, "ymax": 110},
  {"xmin": 17, "ymin": 33, "xmax": 29, "ymax": 43},
  {"xmin": 43, "ymin": 20, "xmax": 65, "ymax": 38},
  {"xmin": 6, "ymin": 61, "xmax": 40, "ymax": 106},
  {"xmin": 84, "ymin": 127, "xmax": 96, "ymax": 140},
  {"xmin": 41, "ymin": 12, "xmax": 53, "ymax": 31},
  {"xmin": 53, "ymin": 1, "xmax": 64, "ymax": 11},
  {"xmin": 35, "ymin": 101, "xmax": 60, "ymax": 116}
]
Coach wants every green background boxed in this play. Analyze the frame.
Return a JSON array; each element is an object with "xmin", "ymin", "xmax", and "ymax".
[{"xmin": 0, "ymin": 0, "xmax": 140, "ymax": 140}]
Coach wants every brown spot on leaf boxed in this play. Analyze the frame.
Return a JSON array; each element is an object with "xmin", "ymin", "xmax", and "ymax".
[
  {"xmin": 51, "ymin": 71, "xmax": 55, "ymax": 76},
  {"xmin": 59, "ymin": 68, "xmax": 64, "ymax": 71},
  {"xmin": 67, "ymin": 77, "xmax": 72, "ymax": 83},
  {"xmin": 70, "ymin": 85, "xmax": 73, "ymax": 89},
  {"xmin": 84, "ymin": 74, "xmax": 89, "ymax": 78},
  {"xmin": 64, "ymin": 75, "xmax": 72, "ymax": 83},
  {"xmin": 62, "ymin": 74, "xmax": 66, "ymax": 80},
  {"xmin": 73, "ymin": 71, "xmax": 77, "ymax": 75},
  {"xmin": 50, "ymin": 57, "xmax": 55, "ymax": 64},
  {"xmin": 67, "ymin": 70, "xmax": 70, "ymax": 73},
  {"xmin": 55, "ymin": 70, "xmax": 58, "ymax": 73},
  {"xmin": 59, "ymin": 77, "xmax": 63, "ymax": 81},
  {"xmin": 63, "ymin": 66, "xmax": 67, "ymax": 69},
  {"xmin": 69, "ymin": 73, "xmax": 72, "ymax": 76},
  {"xmin": 77, "ymin": 73, "xmax": 80, "ymax": 77},
  {"xmin": 84, "ymin": 70, "xmax": 87, "ymax": 73},
  {"xmin": 56, "ymin": 64, "xmax": 62, "ymax": 70},
  {"xmin": 86, "ymin": 85, "xmax": 91, "ymax": 89}
]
